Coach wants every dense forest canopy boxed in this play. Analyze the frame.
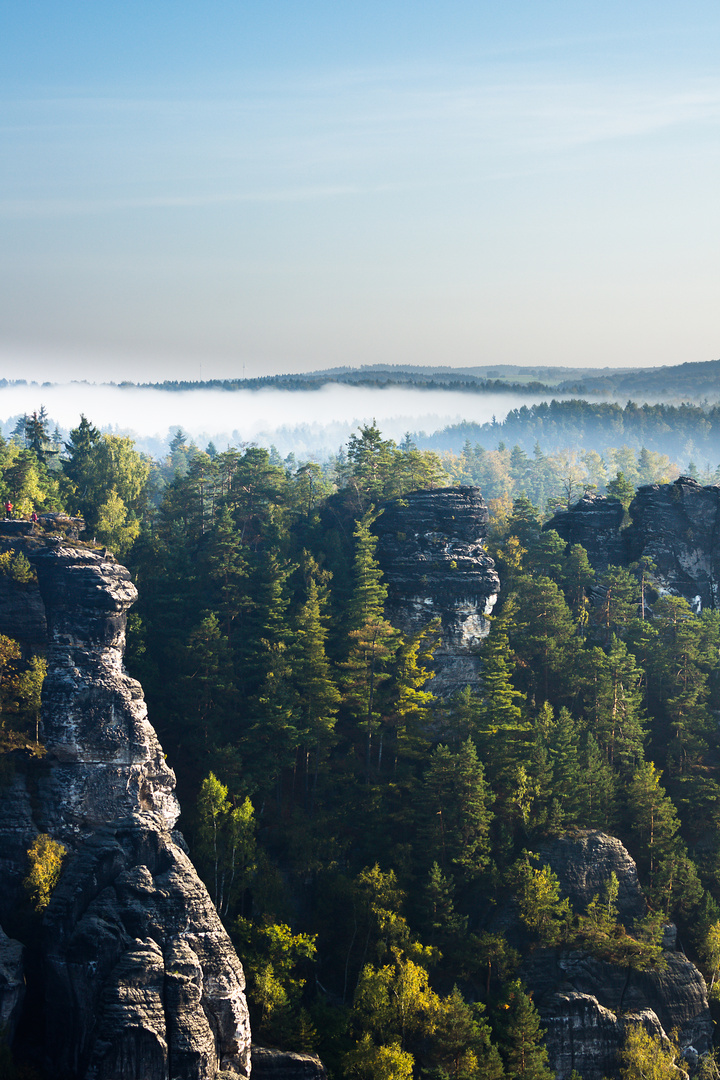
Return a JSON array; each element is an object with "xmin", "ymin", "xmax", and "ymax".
[{"xmin": 3, "ymin": 406, "xmax": 720, "ymax": 1078}]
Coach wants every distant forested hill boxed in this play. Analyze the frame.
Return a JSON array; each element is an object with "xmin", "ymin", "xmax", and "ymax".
[
  {"xmin": 131, "ymin": 357, "xmax": 720, "ymax": 400},
  {"xmin": 416, "ymin": 399, "xmax": 720, "ymax": 464}
]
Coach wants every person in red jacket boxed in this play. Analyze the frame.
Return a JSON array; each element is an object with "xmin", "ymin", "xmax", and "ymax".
[{"xmin": 4, "ymin": 501, "xmax": 12, "ymax": 519}]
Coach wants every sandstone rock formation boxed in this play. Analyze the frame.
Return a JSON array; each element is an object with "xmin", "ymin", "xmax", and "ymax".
[
  {"xmin": 0, "ymin": 537, "xmax": 251, "ymax": 1080},
  {"xmin": 624, "ymin": 477, "xmax": 720, "ymax": 612},
  {"xmin": 30, "ymin": 545, "xmax": 179, "ymax": 839},
  {"xmin": 523, "ymin": 831, "xmax": 712, "ymax": 1080},
  {"xmin": 43, "ymin": 815, "xmax": 250, "ymax": 1080},
  {"xmin": 544, "ymin": 493, "xmax": 628, "ymax": 572},
  {"xmin": 546, "ymin": 477, "xmax": 720, "ymax": 612},
  {"xmin": 539, "ymin": 831, "xmax": 646, "ymax": 928},
  {"xmin": 0, "ymin": 926, "xmax": 24, "ymax": 1044},
  {"xmin": 373, "ymin": 487, "xmax": 500, "ymax": 694},
  {"xmin": 252, "ymin": 1048, "xmax": 328, "ymax": 1080}
]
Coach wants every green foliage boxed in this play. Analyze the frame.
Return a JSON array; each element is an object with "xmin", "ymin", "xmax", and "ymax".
[
  {"xmin": 618, "ymin": 1023, "xmax": 679, "ymax": 1080},
  {"xmin": 511, "ymin": 854, "xmax": 570, "ymax": 947},
  {"xmin": 23, "ymin": 833, "xmax": 66, "ymax": 911},
  {"xmin": 343, "ymin": 1034, "xmax": 414, "ymax": 1080},
  {"xmin": 196, "ymin": 773, "xmax": 256, "ymax": 916},
  {"xmin": 95, "ymin": 488, "xmax": 140, "ymax": 555},
  {"xmin": 0, "ymin": 551, "xmax": 36, "ymax": 584},
  {"xmin": 495, "ymin": 980, "xmax": 554, "ymax": 1080},
  {"xmin": 416, "ymin": 740, "xmax": 493, "ymax": 888}
]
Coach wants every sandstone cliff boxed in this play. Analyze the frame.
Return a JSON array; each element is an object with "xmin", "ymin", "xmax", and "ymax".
[
  {"xmin": 373, "ymin": 487, "xmax": 500, "ymax": 694},
  {"xmin": 546, "ymin": 477, "xmax": 720, "ymax": 612},
  {"xmin": 523, "ymin": 832, "xmax": 712, "ymax": 1080},
  {"xmin": 0, "ymin": 535, "xmax": 251, "ymax": 1080}
]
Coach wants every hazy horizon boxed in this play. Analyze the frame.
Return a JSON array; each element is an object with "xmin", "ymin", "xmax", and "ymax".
[
  {"xmin": 0, "ymin": 383, "xmax": 585, "ymax": 459},
  {"xmin": 3, "ymin": 2, "xmax": 720, "ymax": 385}
]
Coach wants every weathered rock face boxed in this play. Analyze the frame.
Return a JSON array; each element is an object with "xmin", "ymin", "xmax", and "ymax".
[
  {"xmin": 252, "ymin": 1048, "xmax": 328, "ymax": 1080},
  {"xmin": 530, "ymin": 951, "xmax": 711, "ymax": 1080},
  {"xmin": 373, "ymin": 488, "xmax": 500, "ymax": 694},
  {"xmin": 0, "ymin": 926, "xmax": 24, "ymax": 1044},
  {"xmin": 624, "ymin": 478, "xmax": 720, "ymax": 612},
  {"xmin": 545, "ymin": 494, "xmax": 628, "ymax": 571},
  {"xmin": 545, "ymin": 478, "xmax": 720, "ymax": 613},
  {"xmin": 30, "ymin": 545, "xmax": 179, "ymax": 839},
  {"xmin": 523, "ymin": 831, "xmax": 712, "ymax": 1080},
  {"xmin": 540, "ymin": 831, "xmax": 646, "ymax": 928},
  {"xmin": 0, "ymin": 537, "xmax": 251, "ymax": 1080},
  {"xmin": 44, "ymin": 815, "xmax": 250, "ymax": 1080}
]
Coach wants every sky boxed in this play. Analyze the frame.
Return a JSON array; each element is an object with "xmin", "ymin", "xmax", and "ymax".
[{"xmin": 1, "ymin": 1, "xmax": 720, "ymax": 384}]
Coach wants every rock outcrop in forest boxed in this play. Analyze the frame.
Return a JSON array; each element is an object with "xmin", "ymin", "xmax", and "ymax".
[
  {"xmin": 373, "ymin": 486, "xmax": 500, "ymax": 694},
  {"xmin": 0, "ymin": 533, "xmax": 251, "ymax": 1080},
  {"xmin": 525, "ymin": 832, "xmax": 712, "ymax": 1080},
  {"xmin": 547, "ymin": 476, "xmax": 720, "ymax": 611}
]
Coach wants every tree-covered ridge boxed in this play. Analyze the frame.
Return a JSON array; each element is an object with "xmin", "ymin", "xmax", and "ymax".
[
  {"xmin": 424, "ymin": 399, "xmax": 720, "ymax": 466},
  {"xmin": 4, "ymin": 413, "xmax": 720, "ymax": 1077}
]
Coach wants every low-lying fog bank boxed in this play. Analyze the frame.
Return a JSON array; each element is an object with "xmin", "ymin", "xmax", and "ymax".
[{"xmin": 0, "ymin": 383, "xmax": 580, "ymax": 458}]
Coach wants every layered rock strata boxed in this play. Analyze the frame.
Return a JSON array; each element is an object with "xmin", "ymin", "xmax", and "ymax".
[
  {"xmin": 373, "ymin": 487, "xmax": 500, "ymax": 694},
  {"xmin": 0, "ymin": 926, "xmax": 24, "ymax": 1043},
  {"xmin": 252, "ymin": 1048, "xmax": 327, "ymax": 1080},
  {"xmin": 30, "ymin": 545, "xmax": 179, "ymax": 839},
  {"xmin": 546, "ymin": 477, "xmax": 720, "ymax": 612},
  {"xmin": 624, "ymin": 478, "xmax": 720, "ymax": 612},
  {"xmin": 0, "ymin": 538, "xmax": 251, "ymax": 1080},
  {"xmin": 524, "ymin": 831, "xmax": 712, "ymax": 1080},
  {"xmin": 544, "ymin": 493, "xmax": 628, "ymax": 571}
]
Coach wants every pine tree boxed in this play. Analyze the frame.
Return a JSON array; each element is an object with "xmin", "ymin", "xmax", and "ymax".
[
  {"xmin": 627, "ymin": 761, "xmax": 681, "ymax": 882},
  {"xmin": 579, "ymin": 637, "xmax": 647, "ymax": 771},
  {"xmin": 577, "ymin": 733, "xmax": 617, "ymax": 830},
  {"xmin": 547, "ymin": 707, "xmax": 582, "ymax": 826},
  {"xmin": 475, "ymin": 620, "xmax": 526, "ymax": 782},
  {"xmin": 563, "ymin": 543, "xmax": 595, "ymax": 630},
  {"xmin": 292, "ymin": 572, "xmax": 341, "ymax": 804},
  {"xmin": 419, "ymin": 862, "xmax": 468, "ymax": 949},
  {"xmin": 201, "ymin": 505, "xmax": 249, "ymax": 638},
  {"xmin": 510, "ymin": 575, "xmax": 578, "ymax": 704},
  {"xmin": 417, "ymin": 740, "xmax": 493, "ymax": 888},
  {"xmin": 595, "ymin": 565, "xmax": 640, "ymax": 644},
  {"xmin": 496, "ymin": 980, "xmax": 554, "ymax": 1080},
  {"xmin": 349, "ymin": 510, "xmax": 388, "ymax": 630}
]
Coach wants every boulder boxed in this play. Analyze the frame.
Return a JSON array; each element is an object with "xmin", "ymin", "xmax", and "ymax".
[
  {"xmin": 540, "ymin": 830, "xmax": 646, "ymax": 928},
  {"xmin": 252, "ymin": 1048, "xmax": 328, "ymax": 1080}
]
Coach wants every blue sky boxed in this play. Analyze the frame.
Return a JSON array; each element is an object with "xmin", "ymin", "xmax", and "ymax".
[{"xmin": 1, "ymin": 1, "xmax": 719, "ymax": 382}]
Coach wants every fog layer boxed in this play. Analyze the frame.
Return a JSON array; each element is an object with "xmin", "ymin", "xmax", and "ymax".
[{"xmin": 0, "ymin": 384, "xmax": 575, "ymax": 458}]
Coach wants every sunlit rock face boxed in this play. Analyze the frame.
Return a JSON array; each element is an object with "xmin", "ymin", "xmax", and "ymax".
[
  {"xmin": 624, "ymin": 477, "xmax": 720, "ymax": 613},
  {"xmin": 373, "ymin": 487, "xmax": 500, "ymax": 695},
  {"xmin": 43, "ymin": 814, "xmax": 251, "ymax": 1080},
  {"xmin": 0, "ymin": 533, "xmax": 251, "ymax": 1080},
  {"xmin": 524, "ymin": 831, "xmax": 712, "ymax": 1080},
  {"xmin": 30, "ymin": 545, "xmax": 179, "ymax": 838},
  {"xmin": 546, "ymin": 477, "xmax": 720, "ymax": 613}
]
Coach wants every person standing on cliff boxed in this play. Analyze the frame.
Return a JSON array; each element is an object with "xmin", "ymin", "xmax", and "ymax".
[{"xmin": 4, "ymin": 500, "xmax": 12, "ymax": 519}]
